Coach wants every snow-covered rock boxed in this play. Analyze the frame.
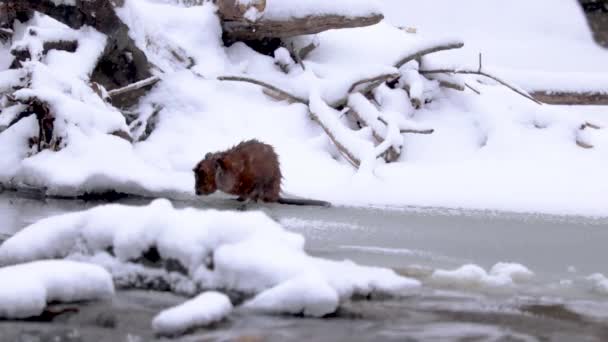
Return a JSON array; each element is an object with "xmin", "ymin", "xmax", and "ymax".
[
  {"xmin": 0, "ymin": 260, "xmax": 114, "ymax": 319},
  {"xmin": 0, "ymin": 199, "xmax": 419, "ymax": 317},
  {"xmin": 152, "ymin": 291, "xmax": 232, "ymax": 336}
]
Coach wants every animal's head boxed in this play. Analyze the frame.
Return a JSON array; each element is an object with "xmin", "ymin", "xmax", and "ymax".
[{"xmin": 193, "ymin": 152, "xmax": 218, "ymax": 195}]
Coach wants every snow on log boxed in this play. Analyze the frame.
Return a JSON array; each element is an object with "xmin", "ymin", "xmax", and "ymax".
[
  {"xmin": 220, "ymin": 0, "xmax": 384, "ymax": 41},
  {"xmin": 152, "ymin": 292, "xmax": 233, "ymax": 336},
  {"xmin": 348, "ymin": 93, "xmax": 403, "ymax": 162}
]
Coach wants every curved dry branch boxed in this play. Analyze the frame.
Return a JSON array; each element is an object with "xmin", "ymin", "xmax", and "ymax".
[
  {"xmin": 309, "ymin": 111, "xmax": 360, "ymax": 168},
  {"xmin": 217, "ymin": 76, "xmax": 308, "ymax": 105},
  {"xmin": 420, "ymin": 69, "xmax": 542, "ymax": 105},
  {"xmin": 348, "ymin": 73, "xmax": 400, "ymax": 93},
  {"xmin": 394, "ymin": 42, "xmax": 464, "ymax": 69}
]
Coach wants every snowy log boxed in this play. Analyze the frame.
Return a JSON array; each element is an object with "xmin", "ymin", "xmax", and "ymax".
[
  {"xmin": 531, "ymin": 91, "xmax": 608, "ymax": 105},
  {"xmin": 222, "ymin": 13, "xmax": 384, "ymax": 41}
]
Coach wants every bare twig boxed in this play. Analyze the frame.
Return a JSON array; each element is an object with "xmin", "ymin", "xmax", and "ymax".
[
  {"xmin": 217, "ymin": 76, "xmax": 308, "ymax": 105},
  {"xmin": 394, "ymin": 41, "xmax": 464, "ymax": 69},
  {"xmin": 107, "ymin": 76, "xmax": 161, "ymax": 98},
  {"xmin": 419, "ymin": 69, "xmax": 542, "ymax": 105},
  {"xmin": 438, "ymin": 80, "xmax": 465, "ymax": 91},
  {"xmin": 478, "ymin": 53, "xmax": 482, "ymax": 73},
  {"xmin": 576, "ymin": 139, "xmax": 594, "ymax": 149},
  {"xmin": 377, "ymin": 117, "xmax": 434, "ymax": 135},
  {"xmin": 400, "ymin": 128, "xmax": 434, "ymax": 134},
  {"xmin": 582, "ymin": 122, "xmax": 602, "ymax": 130},
  {"xmin": 465, "ymin": 83, "xmax": 481, "ymax": 95},
  {"xmin": 348, "ymin": 73, "xmax": 400, "ymax": 93}
]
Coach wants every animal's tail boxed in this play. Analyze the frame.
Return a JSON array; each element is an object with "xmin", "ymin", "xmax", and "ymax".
[{"xmin": 277, "ymin": 196, "xmax": 331, "ymax": 207}]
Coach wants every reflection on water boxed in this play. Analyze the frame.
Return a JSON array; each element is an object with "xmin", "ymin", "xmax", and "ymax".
[{"xmin": 1, "ymin": 191, "xmax": 608, "ymax": 341}]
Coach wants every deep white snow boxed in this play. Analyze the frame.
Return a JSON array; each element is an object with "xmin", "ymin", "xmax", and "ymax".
[
  {"xmin": 0, "ymin": 260, "xmax": 114, "ymax": 319},
  {"xmin": 0, "ymin": 0, "xmax": 606, "ymax": 217},
  {"xmin": 0, "ymin": 199, "xmax": 419, "ymax": 317},
  {"xmin": 152, "ymin": 291, "xmax": 233, "ymax": 335}
]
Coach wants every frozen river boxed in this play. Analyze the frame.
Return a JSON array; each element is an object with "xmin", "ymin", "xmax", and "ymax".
[{"xmin": 1, "ymin": 191, "xmax": 607, "ymax": 341}]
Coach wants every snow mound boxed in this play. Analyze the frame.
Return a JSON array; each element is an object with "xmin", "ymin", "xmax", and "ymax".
[
  {"xmin": 430, "ymin": 263, "xmax": 534, "ymax": 290},
  {"xmin": 0, "ymin": 199, "xmax": 419, "ymax": 317},
  {"xmin": 0, "ymin": 260, "xmax": 114, "ymax": 319},
  {"xmin": 587, "ymin": 273, "xmax": 608, "ymax": 296},
  {"xmin": 152, "ymin": 291, "xmax": 232, "ymax": 336}
]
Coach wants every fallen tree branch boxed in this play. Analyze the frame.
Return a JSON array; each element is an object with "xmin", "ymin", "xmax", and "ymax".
[
  {"xmin": 309, "ymin": 110, "xmax": 360, "ymax": 168},
  {"xmin": 217, "ymin": 76, "xmax": 308, "ymax": 104},
  {"xmin": 400, "ymin": 128, "xmax": 434, "ymax": 134},
  {"xmin": 394, "ymin": 41, "xmax": 464, "ymax": 69},
  {"xmin": 420, "ymin": 68, "xmax": 543, "ymax": 105},
  {"xmin": 377, "ymin": 118, "xmax": 434, "ymax": 135},
  {"xmin": 107, "ymin": 76, "xmax": 161, "ymax": 99}
]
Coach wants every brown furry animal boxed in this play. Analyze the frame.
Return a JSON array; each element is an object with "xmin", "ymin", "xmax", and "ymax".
[{"xmin": 193, "ymin": 139, "xmax": 329, "ymax": 207}]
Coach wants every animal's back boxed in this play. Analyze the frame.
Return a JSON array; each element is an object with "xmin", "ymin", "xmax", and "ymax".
[{"xmin": 216, "ymin": 139, "xmax": 282, "ymax": 202}]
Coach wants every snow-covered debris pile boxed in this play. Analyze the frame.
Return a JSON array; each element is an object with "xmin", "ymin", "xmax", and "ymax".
[
  {"xmin": 429, "ymin": 263, "xmax": 534, "ymax": 290},
  {"xmin": 0, "ymin": 260, "xmax": 114, "ymax": 319},
  {"xmin": 0, "ymin": 199, "xmax": 419, "ymax": 317},
  {"xmin": 152, "ymin": 291, "xmax": 232, "ymax": 336}
]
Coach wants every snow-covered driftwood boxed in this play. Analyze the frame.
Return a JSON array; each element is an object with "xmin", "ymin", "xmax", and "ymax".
[{"xmin": 219, "ymin": 0, "xmax": 384, "ymax": 41}]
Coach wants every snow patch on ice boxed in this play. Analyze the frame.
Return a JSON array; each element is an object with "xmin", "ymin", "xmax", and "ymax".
[
  {"xmin": 152, "ymin": 291, "xmax": 232, "ymax": 335},
  {"xmin": 430, "ymin": 263, "xmax": 534, "ymax": 290},
  {"xmin": 0, "ymin": 260, "xmax": 114, "ymax": 319}
]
